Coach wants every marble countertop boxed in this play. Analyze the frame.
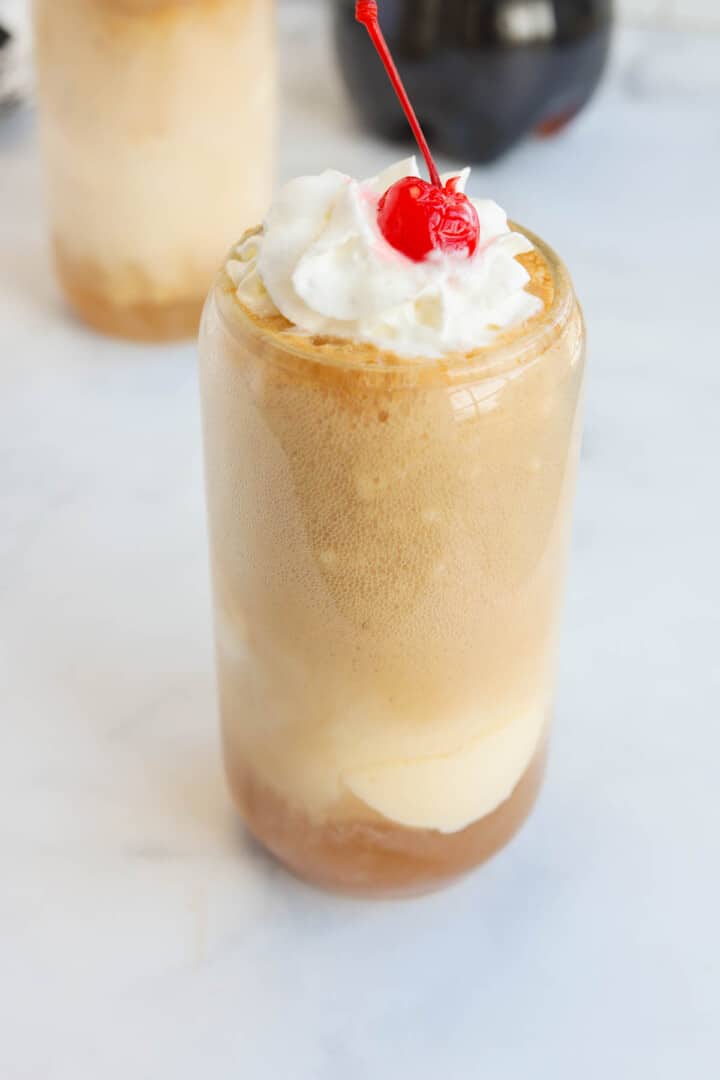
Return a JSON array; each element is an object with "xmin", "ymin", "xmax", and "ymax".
[{"xmin": 2, "ymin": 8, "xmax": 719, "ymax": 1077}]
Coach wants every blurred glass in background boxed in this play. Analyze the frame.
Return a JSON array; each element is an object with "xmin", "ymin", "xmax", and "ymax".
[
  {"xmin": 333, "ymin": 0, "xmax": 613, "ymax": 162},
  {"xmin": 30, "ymin": 0, "xmax": 276, "ymax": 342}
]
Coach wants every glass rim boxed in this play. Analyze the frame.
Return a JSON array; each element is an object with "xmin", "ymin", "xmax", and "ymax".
[{"xmin": 211, "ymin": 224, "xmax": 577, "ymax": 385}]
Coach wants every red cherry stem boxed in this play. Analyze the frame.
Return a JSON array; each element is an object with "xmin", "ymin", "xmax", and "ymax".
[{"xmin": 355, "ymin": 1, "xmax": 442, "ymax": 189}]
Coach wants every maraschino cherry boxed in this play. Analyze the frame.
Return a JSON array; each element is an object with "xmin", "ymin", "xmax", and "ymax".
[{"xmin": 356, "ymin": 0, "xmax": 480, "ymax": 262}]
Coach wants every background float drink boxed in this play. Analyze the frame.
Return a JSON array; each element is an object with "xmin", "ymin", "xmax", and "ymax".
[{"xmin": 33, "ymin": 0, "xmax": 275, "ymax": 341}]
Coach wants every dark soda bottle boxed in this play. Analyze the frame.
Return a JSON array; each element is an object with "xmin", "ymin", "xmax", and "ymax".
[{"xmin": 333, "ymin": 0, "xmax": 614, "ymax": 163}]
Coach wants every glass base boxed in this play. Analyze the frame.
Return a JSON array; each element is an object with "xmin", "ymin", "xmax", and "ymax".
[
  {"xmin": 54, "ymin": 244, "xmax": 204, "ymax": 343},
  {"xmin": 226, "ymin": 744, "xmax": 548, "ymax": 899}
]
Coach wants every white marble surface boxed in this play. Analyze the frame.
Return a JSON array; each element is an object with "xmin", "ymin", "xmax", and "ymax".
[
  {"xmin": 1, "ymin": 9, "xmax": 720, "ymax": 1078},
  {"xmin": 622, "ymin": 0, "xmax": 720, "ymax": 30}
]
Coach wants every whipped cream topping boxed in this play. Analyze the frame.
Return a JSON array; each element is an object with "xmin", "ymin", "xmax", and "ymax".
[{"xmin": 226, "ymin": 158, "xmax": 543, "ymax": 360}]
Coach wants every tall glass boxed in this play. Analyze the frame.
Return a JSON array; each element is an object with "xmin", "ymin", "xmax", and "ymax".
[
  {"xmin": 33, "ymin": 0, "xmax": 275, "ymax": 341},
  {"xmin": 199, "ymin": 230, "xmax": 585, "ymax": 897}
]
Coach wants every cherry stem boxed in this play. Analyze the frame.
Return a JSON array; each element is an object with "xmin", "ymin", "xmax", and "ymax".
[{"xmin": 355, "ymin": 1, "xmax": 442, "ymax": 189}]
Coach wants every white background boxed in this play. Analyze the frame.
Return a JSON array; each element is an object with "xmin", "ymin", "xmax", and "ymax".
[{"xmin": 622, "ymin": 0, "xmax": 720, "ymax": 27}]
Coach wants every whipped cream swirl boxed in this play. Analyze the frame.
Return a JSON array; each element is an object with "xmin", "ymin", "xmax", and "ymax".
[{"xmin": 226, "ymin": 159, "xmax": 542, "ymax": 360}]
